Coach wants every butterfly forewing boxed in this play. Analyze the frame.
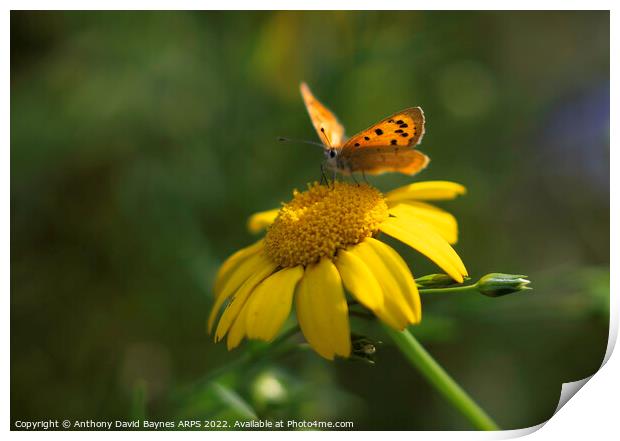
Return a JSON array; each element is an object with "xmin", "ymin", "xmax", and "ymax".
[
  {"xmin": 342, "ymin": 107, "xmax": 425, "ymax": 149},
  {"xmin": 300, "ymin": 82, "xmax": 345, "ymax": 147}
]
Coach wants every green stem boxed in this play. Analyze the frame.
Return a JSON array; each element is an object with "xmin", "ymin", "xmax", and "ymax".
[
  {"xmin": 419, "ymin": 284, "xmax": 479, "ymax": 295},
  {"xmin": 384, "ymin": 326, "xmax": 499, "ymax": 431}
]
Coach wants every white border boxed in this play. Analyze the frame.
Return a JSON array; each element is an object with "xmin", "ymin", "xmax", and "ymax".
[
  {"xmin": 2, "ymin": 1, "xmax": 616, "ymax": 10},
  {"xmin": 4, "ymin": 2, "xmax": 616, "ymax": 439}
]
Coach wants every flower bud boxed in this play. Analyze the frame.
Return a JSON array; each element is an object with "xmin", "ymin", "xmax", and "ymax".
[
  {"xmin": 350, "ymin": 334, "xmax": 381, "ymax": 364},
  {"xmin": 416, "ymin": 273, "xmax": 469, "ymax": 289},
  {"xmin": 251, "ymin": 370, "xmax": 288, "ymax": 408},
  {"xmin": 477, "ymin": 273, "xmax": 531, "ymax": 297}
]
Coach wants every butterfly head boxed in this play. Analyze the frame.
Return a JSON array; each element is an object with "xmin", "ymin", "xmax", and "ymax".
[{"xmin": 324, "ymin": 147, "xmax": 340, "ymax": 170}]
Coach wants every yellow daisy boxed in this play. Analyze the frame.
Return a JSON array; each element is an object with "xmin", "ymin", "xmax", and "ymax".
[{"xmin": 208, "ymin": 180, "xmax": 467, "ymax": 360}]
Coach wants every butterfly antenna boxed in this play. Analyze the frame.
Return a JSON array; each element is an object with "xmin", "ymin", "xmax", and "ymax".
[
  {"xmin": 319, "ymin": 127, "xmax": 332, "ymax": 147},
  {"xmin": 277, "ymin": 137, "xmax": 325, "ymax": 149}
]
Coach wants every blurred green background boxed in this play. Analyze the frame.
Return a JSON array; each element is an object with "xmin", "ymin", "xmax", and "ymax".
[{"xmin": 11, "ymin": 11, "xmax": 609, "ymax": 430}]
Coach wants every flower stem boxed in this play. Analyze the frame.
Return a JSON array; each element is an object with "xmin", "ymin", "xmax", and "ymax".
[
  {"xmin": 384, "ymin": 326, "xmax": 500, "ymax": 431},
  {"xmin": 419, "ymin": 284, "xmax": 479, "ymax": 295}
]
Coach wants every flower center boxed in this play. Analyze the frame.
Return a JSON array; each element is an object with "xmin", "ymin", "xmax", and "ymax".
[{"xmin": 264, "ymin": 182, "xmax": 389, "ymax": 267}]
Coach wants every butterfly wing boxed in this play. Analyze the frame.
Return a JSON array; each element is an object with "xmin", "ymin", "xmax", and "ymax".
[
  {"xmin": 300, "ymin": 82, "xmax": 345, "ymax": 148},
  {"xmin": 340, "ymin": 146, "xmax": 430, "ymax": 176},
  {"xmin": 342, "ymin": 107, "xmax": 425, "ymax": 149}
]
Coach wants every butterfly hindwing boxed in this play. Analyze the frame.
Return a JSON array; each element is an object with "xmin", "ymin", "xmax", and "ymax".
[
  {"xmin": 342, "ymin": 107, "xmax": 425, "ymax": 150},
  {"xmin": 300, "ymin": 82, "xmax": 345, "ymax": 148},
  {"xmin": 341, "ymin": 146, "xmax": 430, "ymax": 176}
]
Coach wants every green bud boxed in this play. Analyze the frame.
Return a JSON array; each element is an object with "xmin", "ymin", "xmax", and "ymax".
[
  {"xmin": 416, "ymin": 273, "xmax": 470, "ymax": 289},
  {"xmin": 477, "ymin": 273, "xmax": 531, "ymax": 297}
]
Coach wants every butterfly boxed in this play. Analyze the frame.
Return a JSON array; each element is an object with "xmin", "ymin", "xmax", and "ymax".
[{"xmin": 300, "ymin": 82, "xmax": 430, "ymax": 176}]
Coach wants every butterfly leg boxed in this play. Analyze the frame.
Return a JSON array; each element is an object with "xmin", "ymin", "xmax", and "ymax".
[
  {"xmin": 362, "ymin": 170, "xmax": 369, "ymax": 185},
  {"xmin": 351, "ymin": 173, "xmax": 360, "ymax": 186},
  {"xmin": 320, "ymin": 163, "xmax": 329, "ymax": 187}
]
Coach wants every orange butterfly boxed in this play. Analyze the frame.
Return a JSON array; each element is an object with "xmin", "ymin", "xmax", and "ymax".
[{"xmin": 300, "ymin": 82, "xmax": 430, "ymax": 176}]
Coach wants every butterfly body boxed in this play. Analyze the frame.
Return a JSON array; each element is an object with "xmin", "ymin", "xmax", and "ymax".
[{"xmin": 301, "ymin": 82, "xmax": 430, "ymax": 176}]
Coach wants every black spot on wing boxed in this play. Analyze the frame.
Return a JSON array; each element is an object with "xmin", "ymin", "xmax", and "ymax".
[{"xmin": 375, "ymin": 128, "xmax": 383, "ymax": 135}]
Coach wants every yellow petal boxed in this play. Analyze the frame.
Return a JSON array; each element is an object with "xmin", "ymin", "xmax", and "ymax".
[
  {"xmin": 389, "ymin": 202, "xmax": 458, "ymax": 244},
  {"xmin": 334, "ymin": 248, "xmax": 384, "ymax": 311},
  {"xmin": 296, "ymin": 258, "xmax": 351, "ymax": 360},
  {"xmin": 212, "ymin": 256, "xmax": 277, "ymax": 339},
  {"xmin": 349, "ymin": 241, "xmax": 414, "ymax": 329},
  {"xmin": 227, "ymin": 301, "xmax": 249, "ymax": 350},
  {"xmin": 380, "ymin": 217, "xmax": 467, "ymax": 283},
  {"xmin": 245, "ymin": 266, "xmax": 304, "ymax": 342},
  {"xmin": 208, "ymin": 251, "xmax": 272, "ymax": 333},
  {"xmin": 213, "ymin": 240, "xmax": 264, "ymax": 296},
  {"xmin": 365, "ymin": 237, "xmax": 421, "ymax": 323},
  {"xmin": 385, "ymin": 181, "xmax": 466, "ymax": 203},
  {"xmin": 247, "ymin": 208, "xmax": 280, "ymax": 234},
  {"xmin": 207, "ymin": 252, "xmax": 273, "ymax": 333}
]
